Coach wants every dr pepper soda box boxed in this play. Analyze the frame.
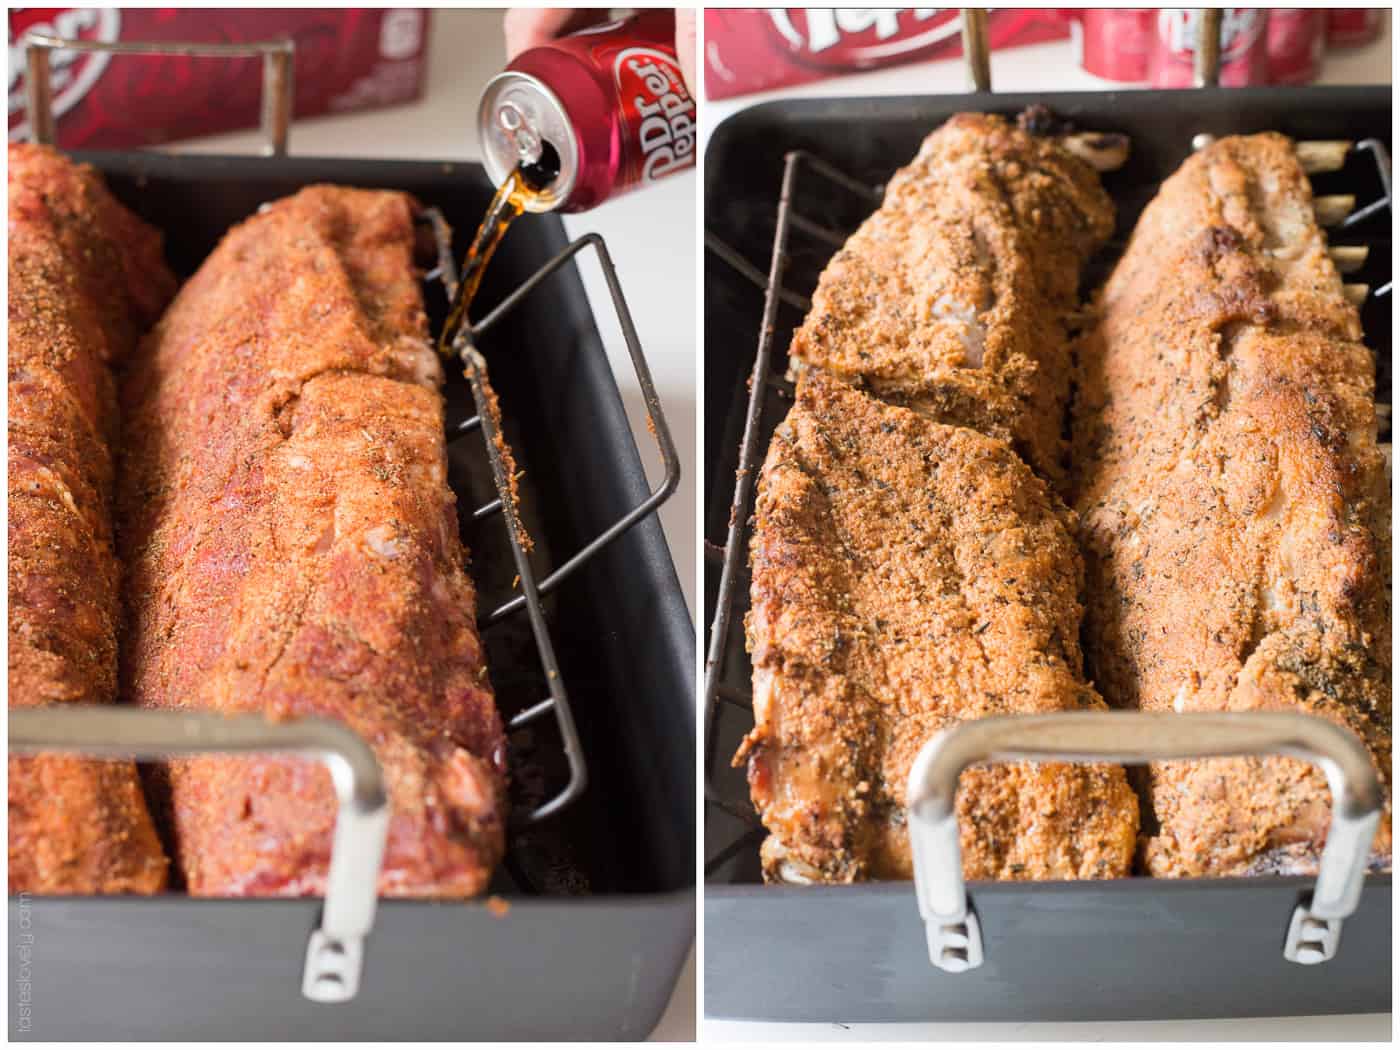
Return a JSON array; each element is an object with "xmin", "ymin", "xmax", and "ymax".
[
  {"xmin": 1147, "ymin": 8, "xmax": 1270, "ymax": 88},
  {"xmin": 9, "ymin": 8, "xmax": 430, "ymax": 148},
  {"xmin": 704, "ymin": 9, "xmax": 1068, "ymax": 100}
]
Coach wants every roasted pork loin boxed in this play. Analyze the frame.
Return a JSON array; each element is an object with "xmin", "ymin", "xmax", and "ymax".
[
  {"xmin": 1072, "ymin": 133, "xmax": 1392, "ymax": 876},
  {"xmin": 739, "ymin": 114, "xmax": 1136, "ymax": 884},
  {"xmin": 737, "ymin": 372, "xmax": 1138, "ymax": 883},
  {"xmin": 787, "ymin": 112, "xmax": 1115, "ymax": 488}
]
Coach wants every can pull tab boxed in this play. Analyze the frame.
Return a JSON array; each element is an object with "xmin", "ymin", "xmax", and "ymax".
[{"xmin": 498, "ymin": 102, "xmax": 543, "ymax": 168}]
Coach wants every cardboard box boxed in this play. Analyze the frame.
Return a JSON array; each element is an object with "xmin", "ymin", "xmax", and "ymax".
[
  {"xmin": 705, "ymin": 9, "xmax": 1068, "ymax": 100},
  {"xmin": 9, "ymin": 8, "xmax": 430, "ymax": 148}
]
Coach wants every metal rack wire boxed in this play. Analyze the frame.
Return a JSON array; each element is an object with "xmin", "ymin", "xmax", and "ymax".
[
  {"xmin": 420, "ymin": 207, "xmax": 681, "ymax": 826},
  {"xmin": 22, "ymin": 32, "xmax": 294, "ymax": 154},
  {"xmin": 702, "ymin": 131, "xmax": 1393, "ymax": 878}
]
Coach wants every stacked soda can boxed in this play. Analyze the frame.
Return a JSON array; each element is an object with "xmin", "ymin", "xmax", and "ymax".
[
  {"xmin": 1268, "ymin": 9, "xmax": 1326, "ymax": 86},
  {"xmin": 1071, "ymin": 9, "xmax": 1155, "ymax": 82},
  {"xmin": 1070, "ymin": 8, "xmax": 1384, "ymax": 87},
  {"xmin": 1149, "ymin": 8, "xmax": 1271, "ymax": 87},
  {"xmin": 1327, "ymin": 9, "xmax": 1384, "ymax": 47}
]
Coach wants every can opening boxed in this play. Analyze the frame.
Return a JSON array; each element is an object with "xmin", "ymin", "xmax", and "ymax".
[{"xmin": 520, "ymin": 140, "xmax": 562, "ymax": 193}]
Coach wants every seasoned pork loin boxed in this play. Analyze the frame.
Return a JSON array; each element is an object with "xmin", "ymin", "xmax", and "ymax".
[
  {"xmin": 8, "ymin": 144, "xmax": 175, "ymax": 894},
  {"xmin": 119, "ymin": 186, "xmax": 508, "ymax": 896},
  {"xmin": 1072, "ymin": 133, "xmax": 1391, "ymax": 876}
]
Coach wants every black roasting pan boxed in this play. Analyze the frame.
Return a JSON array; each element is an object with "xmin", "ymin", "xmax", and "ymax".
[
  {"xmin": 704, "ymin": 86, "xmax": 1391, "ymax": 1023},
  {"xmin": 9, "ymin": 152, "xmax": 695, "ymax": 1041}
]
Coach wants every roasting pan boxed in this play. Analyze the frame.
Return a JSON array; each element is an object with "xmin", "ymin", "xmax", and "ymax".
[
  {"xmin": 703, "ymin": 85, "xmax": 1392, "ymax": 1023},
  {"xmin": 7, "ymin": 147, "xmax": 695, "ymax": 1040}
]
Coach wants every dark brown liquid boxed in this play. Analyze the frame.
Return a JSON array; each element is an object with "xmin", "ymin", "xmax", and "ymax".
[{"xmin": 438, "ymin": 165, "xmax": 543, "ymax": 357}]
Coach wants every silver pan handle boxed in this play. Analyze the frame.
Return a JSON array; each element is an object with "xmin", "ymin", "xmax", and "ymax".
[
  {"xmin": 906, "ymin": 711, "xmax": 1384, "ymax": 973},
  {"xmin": 22, "ymin": 32, "xmax": 294, "ymax": 155},
  {"xmin": 953, "ymin": 8, "xmax": 1227, "ymax": 93},
  {"xmin": 1194, "ymin": 8, "xmax": 1223, "ymax": 88},
  {"xmin": 9, "ymin": 707, "xmax": 389, "ymax": 1003},
  {"xmin": 959, "ymin": 10, "xmax": 991, "ymax": 93}
]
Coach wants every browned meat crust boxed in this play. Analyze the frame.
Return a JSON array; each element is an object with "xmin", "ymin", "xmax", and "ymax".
[
  {"xmin": 8, "ymin": 143, "xmax": 174, "ymax": 894},
  {"xmin": 737, "ymin": 372, "xmax": 1138, "ymax": 883},
  {"xmin": 788, "ymin": 112, "xmax": 1115, "ymax": 487},
  {"xmin": 119, "ymin": 186, "xmax": 508, "ymax": 897},
  {"xmin": 1072, "ymin": 133, "xmax": 1392, "ymax": 877}
]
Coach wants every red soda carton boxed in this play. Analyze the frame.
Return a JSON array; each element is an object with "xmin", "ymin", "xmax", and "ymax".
[
  {"xmin": 1069, "ymin": 9, "xmax": 1154, "ymax": 82},
  {"xmin": 704, "ymin": 9, "xmax": 1069, "ymax": 101},
  {"xmin": 9, "ymin": 8, "xmax": 430, "ymax": 149},
  {"xmin": 1326, "ymin": 9, "xmax": 1385, "ymax": 48},
  {"xmin": 1149, "ymin": 8, "xmax": 1270, "ymax": 88},
  {"xmin": 1267, "ymin": 9, "xmax": 1325, "ymax": 86}
]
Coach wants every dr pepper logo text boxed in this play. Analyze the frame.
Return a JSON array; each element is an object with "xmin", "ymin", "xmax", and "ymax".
[{"xmin": 9, "ymin": 8, "xmax": 122, "ymax": 139}]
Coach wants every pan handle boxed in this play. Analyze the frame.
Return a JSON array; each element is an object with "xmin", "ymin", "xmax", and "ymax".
[
  {"xmin": 1193, "ymin": 8, "xmax": 1223, "ymax": 88},
  {"xmin": 959, "ymin": 10, "xmax": 991, "ymax": 93},
  {"xmin": 22, "ymin": 32, "xmax": 294, "ymax": 156},
  {"xmin": 9, "ymin": 707, "xmax": 389, "ymax": 1003},
  {"xmin": 906, "ymin": 711, "xmax": 1384, "ymax": 973}
]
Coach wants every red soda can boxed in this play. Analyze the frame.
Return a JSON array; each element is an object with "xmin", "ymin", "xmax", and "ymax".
[
  {"xmin": 477, "ymin": 10, "xmax": 695, "ymax": 213},
  {"xmin": 1149, "ymin": 8, "xmax": 1271, "ymax": 88},
  {"xmin": 1268, "ymin": 9, "xmax": 1325, "ymax": 85},
  {"xmin": 1071, "ymin": 9, "xmax": 1154, "ymax": 82},
  {"xmin": 1327, "ymin": 9, "xmax": 1384, "ymax": 48}
]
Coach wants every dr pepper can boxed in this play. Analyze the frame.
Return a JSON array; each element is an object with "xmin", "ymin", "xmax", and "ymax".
[{"xmin": 477, "ymin": 10, "xmax": 696, "ymax": 212}]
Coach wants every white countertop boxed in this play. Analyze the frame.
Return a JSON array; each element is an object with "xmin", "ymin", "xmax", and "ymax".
[
  {"xmin": 702, "ymin": 1012, "xmax": 1394, "ymax": 1042},
  {"xmin": 699, "ymin": 11, "xmax": 1392, "ymax": 1045},
  {"xmin": 169, "ymin": 9, "xmax": 695, "ymax": 1041}
]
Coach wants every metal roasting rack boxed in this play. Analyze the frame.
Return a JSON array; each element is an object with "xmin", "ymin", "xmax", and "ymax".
[
  {"xmin": 703, "ymin": 10, "xmax": 1392, "ymax": 973},
  {"xmin": 11, "ymin": 30, "xmax": 680, "ymax": 1005},
  {"xmin": 421, "ymin": 205, "xmax": 682, "ymax": 822}
]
